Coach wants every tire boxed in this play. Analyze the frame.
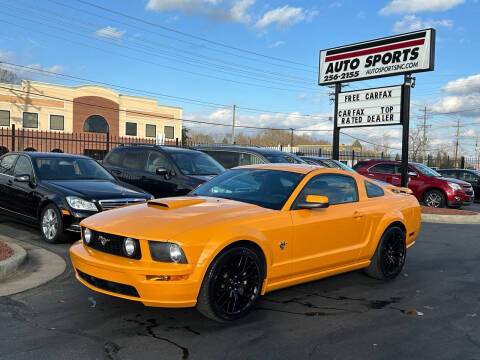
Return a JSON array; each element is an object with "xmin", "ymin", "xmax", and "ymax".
[
  {"xmin": 197, "ymin": 246, "xmax": 265, "ymax": 322},
  {"xmin": 40, "ymin": 204, "xmax": 67, "ymax": 244},
  {"xmin": 365, "ymin": 226, "xmax": 406, "ymax": 281},
  {"xmin": 423, "ymin": 189, "xmax": 446, "ymax": 208}
]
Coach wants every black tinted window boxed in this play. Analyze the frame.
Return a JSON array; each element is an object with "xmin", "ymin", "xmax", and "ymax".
[
  {"xmin": 0, "ymin": 154, "xmax": 17, "ymax": 175},
  {"xmin": 145, "ymin": 151, "xmax": 172, "ymax": 173},
  {"xmin": 365, "ymin": 181, "xmax": 384, "ymax": 198},
  {"xmin": 205, "ymin": 151, "xmax": 239, "ymax": 169},
  {"xmin": 122, "ymin": 149, "xmax": 146, "ymax": 170},
  {"xmin": 296, "ymin": 174, "xmax": 358, "ymax": 206},
  {"xmin": 104, "ymin": 148, "xmax": 125, "ymax": 167},
  {"xmin": 169, "ymin": 151, "xmax": 224, "ymax": 175},
  {"xmin": 13, "ymin": 156, "xmax": 34, "ymax": 177},
  {"xmin": 369, "ymin": 163, "xmax": 395, "ymax": 174}
]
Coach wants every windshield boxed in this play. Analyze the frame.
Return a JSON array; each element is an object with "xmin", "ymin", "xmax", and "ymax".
[
  {"xmin": 35, "ymin": 157, "xmax": 114, "ymax": 181},
  {"xmin": 191, "ymin": 169, "xmax": 304, "ymax": 210},
  {"xmin": 169, "ymin": 151, "xmax": 225, "ymax": 175},
  {"xmin": 263, "ymin": 153, "xmax": 305, "ymax": 164},
  {"xmin": 413, "ymin": 163, "xmax": 441, "ymax": 177}
]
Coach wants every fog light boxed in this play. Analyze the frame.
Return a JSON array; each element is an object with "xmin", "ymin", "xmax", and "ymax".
[
  {"xmin": 124, "ymin": 238, "xmax": 136, "ymax": 257},
  {"xmin": 454, "ymin": 196, "xmax": 460, "ymax": 201},
  {"xmin": 84, "ymin": 228, "xmax": 92, "ymax": 244}
]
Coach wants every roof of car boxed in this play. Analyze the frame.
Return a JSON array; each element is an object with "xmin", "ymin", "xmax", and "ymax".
[
  {"xmin": 8, "ymin": 152, "xmax": 91, "ymax": 159},
  {"xmin": 194, "ymin": 145, "xmax": 298, "ymax": 156},
  {"xmin": 234, "ymin": 163, "xmax": 335, "ymax": 174},
  {"xmin": 299, "ymin": 156, "xmax": 329, "ymax": 160},
  {"xmin": 114, "ymin": 144, "xmax": 201, "ymax": 154}
]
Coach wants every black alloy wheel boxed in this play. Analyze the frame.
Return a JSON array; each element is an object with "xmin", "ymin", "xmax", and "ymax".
[
  {"xmin": 365, "ymin": 226, "xmax": 406, "ymax": 280},
  {"xmin": 197, "ymin": 247, "xmax": 264, "ymax": 322}
]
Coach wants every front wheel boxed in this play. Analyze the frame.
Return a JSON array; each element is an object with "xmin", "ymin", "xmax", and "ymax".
[
  {"xmin": 365, "ymin": 226, "xmax": 406, "ymax": 280},
  {"xmin": 197, "ymin": 246, "xmax": 265, "ymax": 322},
  {"xmin": 423, "ymin": 189, "xmax": 446, "ymax": 208},
  {"xmin": 40, "ymin": 204, "xmax": 66, "ymax": 244}
]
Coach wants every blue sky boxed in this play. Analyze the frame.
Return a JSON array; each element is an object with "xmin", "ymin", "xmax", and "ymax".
[{"xmin": 0, "ymin": 0, "xmax": 479, "ymax": 154}]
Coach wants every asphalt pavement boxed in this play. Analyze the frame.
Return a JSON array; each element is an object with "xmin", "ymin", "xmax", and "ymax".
[{"xmin": 0, "ymin": 218, "xmax": 479, "ymax": 360}]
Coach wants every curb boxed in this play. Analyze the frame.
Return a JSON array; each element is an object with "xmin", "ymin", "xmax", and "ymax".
[
  {"xmin": 422, "ymin": 213, "xmax": 480, "ymax": 224},
  {"xmin": 0, "ymin": 242, "xmax": 27, "ymax": 281}
]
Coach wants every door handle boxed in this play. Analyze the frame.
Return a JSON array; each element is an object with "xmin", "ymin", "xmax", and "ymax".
[
  {"xmin": 353, "ymin": 210, "xmax": 365, "ymax": 218},
  {"xmin": 368, "ymin": 174, "xmax": 375, "ymax": 177},
  {"xmin": 111, "ymin": 169, "xmax": 121, "ymax": 175},
  {"xmin": 392, "ymin": 177, "xmax": 400, "ymax": 180}
]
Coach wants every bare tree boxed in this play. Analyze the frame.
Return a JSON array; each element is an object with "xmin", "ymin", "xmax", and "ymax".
[
  {"xmin": 0, "ymin": 68, "xmax": 19, "ymax": 84},
  {"xmin": 409, "ymin": 126, "xmax": 424, "ymax": 160}
]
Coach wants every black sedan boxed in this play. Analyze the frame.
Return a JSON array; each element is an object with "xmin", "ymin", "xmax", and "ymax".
[{"xmin": 0, "ymin": 152, "xmax": 152, "ymax": 243}]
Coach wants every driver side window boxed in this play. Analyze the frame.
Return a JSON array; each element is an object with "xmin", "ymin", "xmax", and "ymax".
[
  {"xmin": 13, "ymin": 156, "xmax": 34, "ymax": 178},
  {"xmin": 145, "ymin": 151, "xmax": 172, "ymax": 173},
  {"xmin": 295, "ymin": 174, "xmax": 358, "ymax": 207}
]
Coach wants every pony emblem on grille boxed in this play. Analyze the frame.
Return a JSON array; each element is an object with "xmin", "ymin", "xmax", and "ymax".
[{"xmin": 99, "ymin": 235, "xmax": 110, "ymax": 246}]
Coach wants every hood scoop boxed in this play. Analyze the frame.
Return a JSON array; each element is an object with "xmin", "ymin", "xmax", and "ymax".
[{"xmin": 147, "ymin": 197, "xmax": 206, "ymax": 209}]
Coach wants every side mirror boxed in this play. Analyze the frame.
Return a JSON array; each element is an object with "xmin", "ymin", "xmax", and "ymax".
[
  {"xmin": 298, "ymin": 195, "xmax": 329, "ymax": 209},
  {"xmin": 155, "ymin": 167, "xmax": 168, "ymax": 176},
  {"xmin": 14, "ymin": 174, "xmax": 30, "ymax": 182},
  {"xmin": 408, "ymin": 171, "xmax": 418, "ymax": 177}
]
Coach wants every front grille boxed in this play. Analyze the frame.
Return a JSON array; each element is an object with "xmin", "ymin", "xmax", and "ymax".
[
  {"xmin": 77, "ymin": 269, "xmax": 139, "ymax": 297},
  {"xmin": 98, "ymin": 198, "xmax": 146, "ymax": 211},
  {"xmin": 84, "ymin": 230, "xmax": 142, "ymax": 260}
]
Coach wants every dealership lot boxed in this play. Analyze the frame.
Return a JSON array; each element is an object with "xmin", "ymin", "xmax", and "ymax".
[{"xmin": 1, "ymin": 218, "xmax": 479, "ymax": 360}]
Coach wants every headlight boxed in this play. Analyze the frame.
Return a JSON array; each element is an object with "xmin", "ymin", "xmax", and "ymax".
[
  {"xmin": 83, "ymin": 228, "xmax": 92, "ymax": 244},
  {"xmin": 149, "ymin": 241, "xmax": 188, "ymax": 264},
  {"xmin": 448, "ymin": 182, "xmax": 462, "ymax": 191},
  {"xmin": 124, "ymin": 238, "xmax": 137, "ymax": 257},
  {"xmin": 66, "ymin": 196, "xmax": 98, "ymax": 211}
]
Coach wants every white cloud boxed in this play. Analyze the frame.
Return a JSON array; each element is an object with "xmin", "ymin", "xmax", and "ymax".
[
  {"xmin": 296, "ymin": 93, "xmax": 308, "ymax": 100},
  {"xmin": 380, "ymin": 0, "xmax": 465, "ymax": 15},
  {"xmin": 329, "ymin": 2, "xmax": 342, "ymax": 8},
  {"xmin": 268, "ymin": 40, "xmax": 285, "ymax": 48},
  {"xmin": 432, "ymin": 94, "xmax": 480, "ymax": 117},
  {"xmin": 95, "ymin": 26, "xmax": 125, "ymax": 39},
  {"xmin": 392, "ymin": 15, "xmax": 453, "ymax": 32},
  {"xmin": 442, "ymin": 74, "xmax": 480, "ymax": 95},
  {"xmin": 146, "ymin": 0, "xmax": 254, "ymax": 24},
  {"xmin": 0, "ymin": 50, "xmax": 14, "ymax": 62},
  {"xmin": 254, "ymin": 6, "xmax": 318, "ymax": 29}
]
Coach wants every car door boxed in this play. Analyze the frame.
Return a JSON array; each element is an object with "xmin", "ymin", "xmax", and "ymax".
[
  {"xmin": 406, "ymin": 166, "xmax": 422, "ymax": 192},
  {"xmin": 143, "ymin": 150, "xmax": 178, "ymax": 197},
  {"xmin": 457, "ymin": 171, "xmax": 478, "ymax": 199},
  {"xmin": 0, "ymin": 154, "xmax": 18, "ymax": 213},
  {"xmin": 290, "ymin": 173, "xmax": 367, "ymax": 274},
  {"xmin": 116, "ymin": 148, "xmax": 148, "ymax": 190},
  {"xmin": 102, "ymin": 147, "xmax": 127, "ymax": 179},
  {"xmin": 366, "ymin": 163, "xmax": 395, "ymax": 183},
  {"xmin": 9, "ymin": 155, "xmax": 39, "ymax": 219}
]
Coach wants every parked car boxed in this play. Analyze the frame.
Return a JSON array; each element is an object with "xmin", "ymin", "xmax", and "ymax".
[
  {"xmin": 437, "ymin": 169, "xmax": 480, "ymax": 202},
  {"xmin": 194, "ymin": 145, "xmax": 306, "ymax": 169},
  {"xmin": 0, "ymin": 152, "xmax": 152, "ymax": 243},
  {"xmin": 300, "ymin": 156, "xmax": 356, "ymax": 173},
  {"xmin": 102, "ymin": 144, "xmax": 225, "ymax": 198},
  {"xmin": 353, "ymin": 160, "xmax": 473, "ymax": 208},
  {"xmin": 71, "ymin": 164, "xmax": 421, "ymax": 321}
]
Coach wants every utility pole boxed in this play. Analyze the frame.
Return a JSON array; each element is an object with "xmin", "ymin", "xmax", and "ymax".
[
  {"xmin": 231, "ymin": 104, "xmax": 236, "ymax": 144},
  {"xmin": 290, "ymin": 128, "xmax": 294, "ymax": 152},
  {"xmin": 422, "ymin": 106, "xmax": 428, "ymax": 162},
  {"xmin": 454, "ymin": 118, "xmax": 460, "ymax": 163}
]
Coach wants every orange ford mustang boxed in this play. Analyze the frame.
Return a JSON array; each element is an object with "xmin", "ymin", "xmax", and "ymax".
[{"xmin": 70, "ymin": 164, "xmax": 421, "ymax": 321}]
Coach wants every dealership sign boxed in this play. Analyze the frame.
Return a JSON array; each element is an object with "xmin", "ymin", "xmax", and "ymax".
[
  {"xmin": 319, "ymin": 29, "xmax": 435, "ymax": 85},
  {"xmin": 337, "ymin": 85, "xmax": 402, "ymax": 128}
]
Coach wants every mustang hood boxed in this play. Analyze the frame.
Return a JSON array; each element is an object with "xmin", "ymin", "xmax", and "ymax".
[
  {"xmin": 81, "ymin": 196, "xmax": 269, "ymax": 240},
  {"xmin": 45, "ymin": 180, "xmax": 147, "ymax": 199}
]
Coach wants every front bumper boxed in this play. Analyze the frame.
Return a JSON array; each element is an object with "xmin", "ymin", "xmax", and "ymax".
[
  {"xmin": 446, "ymin": 190, "xmax": 474, "ymax": 207},
  {"xmin": 62, "ymin": 210, "xmax": 97, "ymax": 233},
  {"xmin": 69, "ymin": 241, "xmax": 200, "ymax": 308}
]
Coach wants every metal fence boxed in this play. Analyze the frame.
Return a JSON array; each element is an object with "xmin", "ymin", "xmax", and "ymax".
[{"xmin": 0, "ymin": 125, "xmax": 477, "ymax": 169}]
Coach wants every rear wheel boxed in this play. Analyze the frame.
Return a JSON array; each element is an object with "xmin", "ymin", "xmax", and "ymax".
[
  {"xmin": 423, "ymin": 189, "xmax": 446, "ymax": 208},
  {"xmin": 40, "ymin": 204, "xmax": 67, "ymax": 244},
  {"xmin": 197, "ymin": 246, "xmax": 264, "ymax": 322},
  {"xmin": 365, "ymin": 226, "xmax": 406, "ymax": 280}
]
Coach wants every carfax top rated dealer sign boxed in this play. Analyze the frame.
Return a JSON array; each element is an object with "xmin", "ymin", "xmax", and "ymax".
[{"xmin": 318, "ymin": 29, "xmax": 435, "ymax": 85}]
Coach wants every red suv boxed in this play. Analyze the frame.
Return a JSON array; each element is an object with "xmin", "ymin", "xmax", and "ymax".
[{"xmin": 354, "ymin": 160, "xmax": 474, "ymax": 208}]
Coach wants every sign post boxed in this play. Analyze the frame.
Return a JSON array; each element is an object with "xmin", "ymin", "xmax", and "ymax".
[{"xmin": 319, "ymin": 29, "xmax": 435, "ymax": 185}]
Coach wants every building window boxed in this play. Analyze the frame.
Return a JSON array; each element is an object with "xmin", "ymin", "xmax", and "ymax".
[
  {"xmin": 145, "ymin": 124, "xmax": 156, "ymax": 138},
  {"xmin": 164, "ymin": 126, "xmax": 174, "ymax": 139},
  {"xmin": 84, "ymin": 115, "xmax": 109, "ymax": 133},
  {"xmin": 0, "ymin": 110, "xmax": 9, "ymax": 126},
  {"xmin": 23, "ymin": 112, "xmax": 38, "ymax": 129},
  {"xmin": 50, "ymin": 115, "xmax": 64, "ymax": 130},
  {"xmin": 126, "ymin": 122, "xmax": 137, "ymax": 136}
]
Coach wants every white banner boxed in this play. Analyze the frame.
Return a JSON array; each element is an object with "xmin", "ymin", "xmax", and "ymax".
[
  {"xmin": 319, "ymin": 29, "xmax": 435, "ymax": 85},
  {"xmin": 337, "ymin": 85, "xmax": 402, "ymax": 128}
]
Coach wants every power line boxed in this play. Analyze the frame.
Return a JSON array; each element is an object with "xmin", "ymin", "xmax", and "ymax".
[{"xmin": 73, "ymin": 0, "xmax": 316, "ymax": 69}]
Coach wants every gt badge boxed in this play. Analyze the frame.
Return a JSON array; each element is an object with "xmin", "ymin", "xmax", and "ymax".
[{"xmin": 279, "ymin": 241, "xmax": 287, "ymax": 250}]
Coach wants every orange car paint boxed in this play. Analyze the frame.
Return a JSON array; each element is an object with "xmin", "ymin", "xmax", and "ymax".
[{"xmin": 70, "ymin": 164, "xmax": 421, "ymax": 308}]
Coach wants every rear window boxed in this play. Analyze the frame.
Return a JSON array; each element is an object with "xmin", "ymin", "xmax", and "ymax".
[
  {"xmin": 204, "ymin": 151, "xmax": 240, "ymax": 169},
  {"xmin": 365, "ymin": 181, "xmax": 384, "ymax": 198}
]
